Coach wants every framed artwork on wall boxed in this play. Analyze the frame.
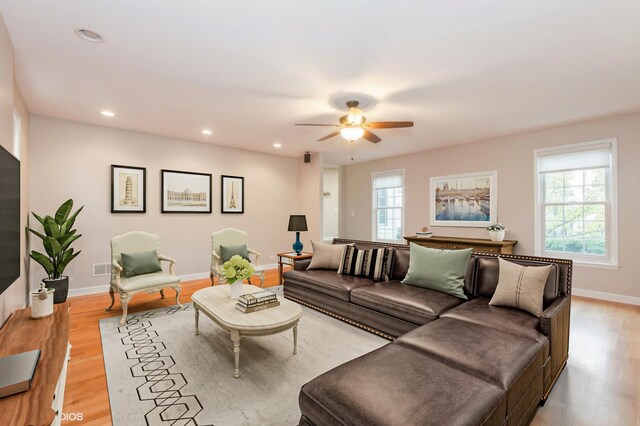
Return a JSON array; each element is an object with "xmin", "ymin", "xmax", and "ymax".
[
  {"xmin": 161, "ymin": 169, "xmax": 212, "ymax": 213},
  {"xmin": 430, "ymin": 170, "xmax": 497, "ymax": 227},
  {"xmin": 111, "ymin": 165, "xmax": 146, "ymax": 213},
  {"xmin": 221, "ymin": 175, "xmax": 244, "ymax": 214}
]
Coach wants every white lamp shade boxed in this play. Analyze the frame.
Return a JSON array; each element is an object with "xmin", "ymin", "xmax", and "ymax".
[
  {"xmin": 340, "ymin": 126, "xmax": 365, "ymax": 141},
  {"xmin": 347, "ymin": 107, "xmax": 363, "ymax": 124}
]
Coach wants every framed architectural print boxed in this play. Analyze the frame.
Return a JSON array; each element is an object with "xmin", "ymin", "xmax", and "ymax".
[
  {"xmin": 430, "ymin": 170, "xmax": 497, "ymax": 227},
  {"xmin": 161, "ymin": 169, "xmax": 212, "ymax": 213},
  {"xmin": 111, "ymin": 165, "xmax": 146, "ymax": 213},
  {"xmin": 221, "ymin": 175, "xmax": 244, "ymax": 214}
]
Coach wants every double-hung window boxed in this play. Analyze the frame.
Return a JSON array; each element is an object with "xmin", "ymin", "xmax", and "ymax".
[
  {"xmin": 13, "ymin": 110, "xmax": 21, "ymax": 159},
  {"xmin": 535, "ymin": 139, "xmax": 617, "ymax": 266},
  {"xmin": 372, "ymin": 170, "xmax": 404, "ymax": 242}
]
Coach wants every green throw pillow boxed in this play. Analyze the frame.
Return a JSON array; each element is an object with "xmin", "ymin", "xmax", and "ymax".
[
  {"xmin": 121, "ymin": 250, "xmax": 162, "ymax": 277},
  {"xmin": 220, "ymin": 244, "xmax": 250, "ymax": 263},
  {"xmin": 401, "ymin": 243, "xmax": 472, "ymax": 299}
]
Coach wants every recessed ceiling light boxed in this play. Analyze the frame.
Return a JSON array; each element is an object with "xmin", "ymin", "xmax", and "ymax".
[
  {"xmin": 100, "ymin": 110, "xmax": 115, "ymax": 117},
  {"xmin": 75, "ymin": 28, "xmax": 104, "ymax": 43},
  {"xmin": 201, "ymin": 129, "xmax": 212, "ymax": 135},
  {"xmin": 273, "ymin": 143, "xmax": 282, "ymax": 148}
]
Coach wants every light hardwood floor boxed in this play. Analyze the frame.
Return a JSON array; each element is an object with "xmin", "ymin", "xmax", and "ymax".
[
  {"xmin": 532, "ymin": 296, "xmax": 640, "ymax": 426},
  {"xmin": 63, "ymin": 276, "xmax": 639, "ymax": 425}
]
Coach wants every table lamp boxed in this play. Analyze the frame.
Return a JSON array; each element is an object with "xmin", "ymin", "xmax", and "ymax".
[{"xmin": 288, "ymin": 215, "xmax": 308, "ymax": 255}]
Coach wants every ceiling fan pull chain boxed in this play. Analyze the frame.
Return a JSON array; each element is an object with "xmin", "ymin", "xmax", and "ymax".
[{"xmin": 350, "ymin": 142, "xmax": 354, "ymax": 161}]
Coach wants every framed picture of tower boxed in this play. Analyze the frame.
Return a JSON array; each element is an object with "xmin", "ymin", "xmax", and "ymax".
[
  {"xmin": 221, "ymin": 175, "xmax": 244, "ymax": 214},
  {"xmin": 161, "ymin": 169, "xmax": 212, "ymax": 213},
  {"xmin": 111, "ymin": 165, "xmax": 146, "ymax": 213}
]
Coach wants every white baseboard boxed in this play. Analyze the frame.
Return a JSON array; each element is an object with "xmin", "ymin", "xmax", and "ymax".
[
  {"xmin": 572, "ymin": 288, "xmax": 640, "ymax": 306},
  {"xmin": 259, "ymin": 263, "xmax": 278, "ymax": 270},
  {"xmin": 68, "ymin": 284, "xmax": 110, "ymax": 297},
  {"xmin": 68, "ymin": 264, "xmax": 279, "ymax": 298},
  {"xmin": 179, "ymin": 272, "xmax": 210, "ymax": 281}
]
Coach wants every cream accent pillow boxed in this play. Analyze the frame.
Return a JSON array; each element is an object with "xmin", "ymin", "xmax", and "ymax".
[
  {"xmin": 489, "ymin": 258, "xmax": 551, "ymax": 317},
  {"xmin": 307, "ymin": 241, "xmax": 351, "ymax": 270}
]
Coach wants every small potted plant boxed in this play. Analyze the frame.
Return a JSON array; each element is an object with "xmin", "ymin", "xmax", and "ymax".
[
  {"xmin": 27, "ymin": 199, "xmax": 83, "ymax": 304},
  {"xmin": 222, "ymin": 255, "xmax": 255, "ymax": 299},
  {"xmin": 486, "ymin": 223, "xmax": 507, "ymax": 242}
]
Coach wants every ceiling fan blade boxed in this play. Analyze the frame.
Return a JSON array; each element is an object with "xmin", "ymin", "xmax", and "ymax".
[
  {"xmin": 318, "ymin": 131, "xmax": 341, "ymax": 142},
  {"xmin": 363, "ymin": 130, "xmax": 382, "ymax": 143},
  {"xmin": 295, "ymin": 123, "xmax": 339, "ymax": 127},
  {"xmin": 364, "ymin": 121, "xmax": 414, "ymax": 129}
]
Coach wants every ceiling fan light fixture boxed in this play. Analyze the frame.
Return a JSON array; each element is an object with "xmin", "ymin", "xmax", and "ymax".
[
  {"xmin": 340, "ymin": 126, "xmax": 365, "ymax": 142},
  {"xmin": 347, "ymin": 107, "xmax": 363, "ymax": 124}
]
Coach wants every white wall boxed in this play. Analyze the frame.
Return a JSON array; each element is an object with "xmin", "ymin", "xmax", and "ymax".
[
  {"xmin": 0, "ymin": 14, "xmax": 30, "ymax": 325},
  {"xmin": 341, "ymin": 112, "xmax": 640, "ymax": 302},
  {"xmin": 322, "ymin": 167, "xmax": 339, "ymax": 241},
  {"xmin": 29, "ymin": 116, "xmax": 299, "ymax": 293}
]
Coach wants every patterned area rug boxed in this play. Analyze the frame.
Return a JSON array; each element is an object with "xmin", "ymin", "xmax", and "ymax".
[{"xmin": 99, "ymin": 302, "xmax": 388, "ymax": 426}]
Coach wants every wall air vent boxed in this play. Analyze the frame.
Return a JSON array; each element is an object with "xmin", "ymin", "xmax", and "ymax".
[{"xmin": 92, "ymin": 263, "xmax": 111, "ymax": 276}]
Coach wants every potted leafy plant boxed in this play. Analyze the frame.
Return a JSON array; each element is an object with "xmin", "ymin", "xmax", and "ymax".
[
  {"xmin": 222, "ymin": 255, "xmax": 255, "ymax": 299},
  {"xmin": 486, "ymin": 223, "xmax": 507, "ymax": 242},
  {"xmin": 27, "ymin": 199, "xmax": 83, "ymax": 304}
]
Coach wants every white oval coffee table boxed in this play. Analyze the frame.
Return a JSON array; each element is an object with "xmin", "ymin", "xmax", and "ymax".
[{"xmin": 192, "ymin": 284, "xmax": 303, "ymax": 378}]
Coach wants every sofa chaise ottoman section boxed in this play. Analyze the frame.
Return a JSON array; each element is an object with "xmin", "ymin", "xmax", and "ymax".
[
  {"xmin": 299, "ymin": 343, "xmax": 507, "ymax": 426},
  {"xmin": 350, "ymin": 281, "xmax": 466, "ymax": 325},
  {"xmin": 283, "ymin": 269, "xmax": 375, "ymax": 301},
  {"xmin": 396, "ymin": 317, "xmax": 547, "ymax": 417}
]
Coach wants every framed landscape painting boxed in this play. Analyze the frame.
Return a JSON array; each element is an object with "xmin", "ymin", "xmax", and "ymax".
[
  {"xmin": 430, "ymin": 170, "xmax": 497, "ymax": 227},
  {"xmin": 221, "ymin": 175, "xmax": 244, "ymax": 214},
  {"xmin": 111, "ymin": 165, "xmax": 146, "ymax": 213},
  {"xmin": 161, "ymin": 169, "xmax": 212, "ymax": 213}
]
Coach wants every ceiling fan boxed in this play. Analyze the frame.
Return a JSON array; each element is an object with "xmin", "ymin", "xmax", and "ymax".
[{"xmin": 295, "ymin": 100, "xmax": 414, "ymax": 144}]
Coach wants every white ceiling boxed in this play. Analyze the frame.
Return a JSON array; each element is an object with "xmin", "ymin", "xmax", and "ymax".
[{"xmin": 1, "ymin": 1, "xmax": 640, "ymax": 165}]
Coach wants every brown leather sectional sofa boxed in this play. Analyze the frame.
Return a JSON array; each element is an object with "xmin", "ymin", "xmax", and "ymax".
[{"xmin": 283, "ymin": 239, "xmax": 572, "ymax": 426}]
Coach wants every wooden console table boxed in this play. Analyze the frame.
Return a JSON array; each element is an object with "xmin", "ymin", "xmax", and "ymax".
[
  {"xmin": 404, "ymin": 236, "xmax": 517, "ymax": 254},
  {"xmin": 0, "ymin": 302, "xmax": 71, "ymax": 426}
]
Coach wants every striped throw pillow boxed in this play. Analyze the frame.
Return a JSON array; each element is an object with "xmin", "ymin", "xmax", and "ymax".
[{"xmin": 338, "ymin": 246, "xmax": 392, "ymax": 281}]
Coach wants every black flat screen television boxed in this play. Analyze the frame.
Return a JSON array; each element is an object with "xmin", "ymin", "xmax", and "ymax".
[{"xmin": 0, "ymin": 144, "xmax": 20, "ymax": 295}]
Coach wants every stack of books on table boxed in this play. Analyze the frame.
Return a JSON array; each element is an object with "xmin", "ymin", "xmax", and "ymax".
[{"xmin": 236, "ymin": 291, "xmax": 280, "ymax": 313}]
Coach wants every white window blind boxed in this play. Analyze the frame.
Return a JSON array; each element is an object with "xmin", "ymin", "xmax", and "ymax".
[
  {"xmin": 538, "ymin": 146, "xmax": 611, "ymax": 173},
  {"xmin": 373, "ymin": 173, "xmax": 403, "ymax": 189}
]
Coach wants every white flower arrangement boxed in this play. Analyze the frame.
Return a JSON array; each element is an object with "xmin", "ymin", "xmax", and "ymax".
[{"xmin": 222, "ymin": 255, "xmax": 255, "ymax": 283}]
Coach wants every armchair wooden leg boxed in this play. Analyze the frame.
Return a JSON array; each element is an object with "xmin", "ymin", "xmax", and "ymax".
[
  {"xmin": 106, "ymin": 286, "xmax": 116, "ymax": 311},
  {"xmin": 160, "ymin": 289, "xmax": 166, "ymax": 299},
  {"xmin": 175, "ymin": 286, "xmax": 183, "ymax": 308},
  {"xmin": 119, "ymin": 293, "xmax": 130, "ymax": 326},
  {"xmin": 251, "ymin": 272, "xmax": 265, "ymax": 288},
  {"xmin": 210, "ymin": 271, "xmax": 215, "ymax": 286}
]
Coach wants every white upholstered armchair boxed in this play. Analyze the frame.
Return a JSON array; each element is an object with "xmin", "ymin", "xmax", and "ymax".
[
  {"xmin": 210, "ymin": 228, "xmax": 265, "ymax": 286},
  {"xmin": 107, "ymin": 231, "xmax": 182, "ymax": 325}
]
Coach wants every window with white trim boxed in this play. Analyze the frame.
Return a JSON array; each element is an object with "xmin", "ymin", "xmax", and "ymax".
[
  {"xmin": 535, "ymin": 140, "xmax": 617, "ymax": 265},
  {"xmin": 13, "ymin": 110, "xmax": 21, "ymax": 159},
  {"xmin": 372, "ymin": 170, "xmax": 403, "ymax": 242}
]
